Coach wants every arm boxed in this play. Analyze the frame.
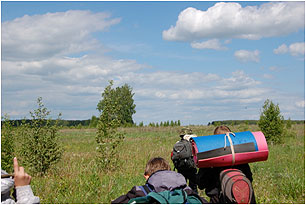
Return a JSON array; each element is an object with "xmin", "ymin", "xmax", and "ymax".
[{"xmin": 13, "ymin": 157, "xmax": 40, "ymax": 204}]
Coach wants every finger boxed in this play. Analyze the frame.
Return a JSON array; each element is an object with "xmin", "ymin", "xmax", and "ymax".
[
  {"xmin": 19, "ymin": 166, "xmax": 25, "ymax": 175},
  {"xmin": 27, "ymin": 174, "xmax": 32, "ymax": 182},
  {"xmin": 13, "ymin": 157, "xmax": 19, "ymax": 173},
  {"xmin": 24, "ymin": 173, "xmax": 29, "ymax": 179}
]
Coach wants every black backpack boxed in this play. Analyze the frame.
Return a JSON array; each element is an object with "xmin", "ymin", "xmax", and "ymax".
[
  {"xmin": 219, "ymin": 169, "xmax": 254, "ymax": 204},
  {"xmin": 171, "ymin": 139, "xmax": 196, "ymax": 171}
]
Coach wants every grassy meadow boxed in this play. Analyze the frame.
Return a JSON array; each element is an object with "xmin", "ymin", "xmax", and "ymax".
[{"xmin": 26, "ymin": 124, "xmax": 304, "ymax": 204}]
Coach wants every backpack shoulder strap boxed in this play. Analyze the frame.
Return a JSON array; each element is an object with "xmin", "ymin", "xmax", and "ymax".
[{"xmin": 139, "ymin": 184, "xmax": 153, "ymax": 196}]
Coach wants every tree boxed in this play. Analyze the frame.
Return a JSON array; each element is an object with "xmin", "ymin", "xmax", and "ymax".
[
  {"xmin": 286, "ymin": 117, "xmax": 293, "ymax": 129},
  {"xmin": 1, "ymin": 115, "xmax": 15, "ymax": 173},
  {"xmin": 89, "ymin": 115, "xmax": 98, "ymax": 128},
  {"xmin": 19, "ymin": 97, "xmax": 63, "ymax": 175},
  {"xmin": 258, "ymin": 99, "xmax": 285, "ymax": 144},
  {"xmin": 97, "ymin": 81, "xmax": 136, "ymax": 126},
  {"xmin": 96, "ymin": 81, "xmax": 125, "ymax": 170}
]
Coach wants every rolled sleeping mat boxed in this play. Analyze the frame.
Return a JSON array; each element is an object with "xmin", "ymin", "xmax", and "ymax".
[{"xmin": 191, "ymin": 131, "xmax": 268, "ymax": 168}]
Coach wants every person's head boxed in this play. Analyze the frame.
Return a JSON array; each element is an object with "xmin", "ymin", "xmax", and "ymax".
[
  {"xmin": 179, "ymin": 127, "xmax": 193, "ymax": 138},
  {"xmin": 144, "ymin": 157, "xmax": 171, "ymax": 180},
  {"xmin": 214, "ymin": 125, "xmax": 231, "ymax": 135}
]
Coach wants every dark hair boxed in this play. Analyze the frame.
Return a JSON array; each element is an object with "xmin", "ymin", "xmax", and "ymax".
[
  {"xmin": 214, "ymin": 125, "xmax": 231, "ymax": 135},
  {"xmin": 144, "ymin": 157, "xmax": 171, "ymax": 176}
]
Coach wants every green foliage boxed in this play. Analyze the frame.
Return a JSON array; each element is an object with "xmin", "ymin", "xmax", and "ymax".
[
  {"xmin": 18, "ymin": 97, "xmax": 63, "ymax": 175},
  {"xmin": 1, "ymin": 115, "xmax": 15, "ymax": 173},
  {"xmin": 286, "ymin": 117, "xmax": 293, "ymax": 129},
  {"xmin": 214, "ymin": 121, "xmax": 221, "ymax": 127},
  {"xmin": 89, "ymin": 115, "xmax": 98, "ymax": 128},
  {"xmin": 238, "ymin": 120, "xmax": 249, "ymax": 132},
  {"xmin": 97, "ymin": 80, "xmax": 136, "ymax": 125},
  {"xmin": 210, "ymin": 120, "xmax": 259, "ymax": 126},
  {"xmin": 251, "ymin": 129, "xmax": 304, "ymax": 203},
  {"xmin": 96, "ymin": 81, "xmax": 125, "ymax": 170},
  {"xmin": 258, "ymin": 99, "xmax": 285, "ymax": 144},
  {"xmin": 29, "ymin": 124, "xmax": 304, "ymax": 204}
]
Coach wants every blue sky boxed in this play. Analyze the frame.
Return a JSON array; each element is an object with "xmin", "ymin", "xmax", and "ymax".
[{"xmin": 1, "ymin": 1, "xmax": 305, "ymax": 125}]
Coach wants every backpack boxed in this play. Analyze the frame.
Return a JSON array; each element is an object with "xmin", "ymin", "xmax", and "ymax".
[
  {"xmin": 171, "ymin": 139, "xmax": 196, "ymax": 171},
  {"xmin": 128, "ymin": 188, "xmax": 203, "ymax": 204},
  {"xmin": 219, "ymin": 169, "xmax": 254, "ymax": 204}
]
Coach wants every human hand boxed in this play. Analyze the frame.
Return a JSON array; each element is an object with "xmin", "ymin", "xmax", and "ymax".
[{"xmin": 13, "ymin": 157, "xmax": 32, "ymax": 187}]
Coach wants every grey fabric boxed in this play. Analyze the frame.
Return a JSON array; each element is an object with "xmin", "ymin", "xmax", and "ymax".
[
  {"xmin": 1, "ymin": 170, "xmax": 40, "ymax": 204},
  {"xmin": 147, "ymin": 170, "xmax": 191, "ymax": 193},
  {"xmin": 1, "ymin": 170, "xmax": 15, "ymax": 203},
  {"xmin": 1, "ymin": 170, "xmax": 14, "ymax": 195},
  {"xmin": 16, "ymin": 185, "xmax": 40, "ymax": 204}
]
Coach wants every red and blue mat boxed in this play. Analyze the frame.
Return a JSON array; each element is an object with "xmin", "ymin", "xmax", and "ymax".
[{"xmin": 192, "ymin": 131, "xmax": 269, "ymax": 168}]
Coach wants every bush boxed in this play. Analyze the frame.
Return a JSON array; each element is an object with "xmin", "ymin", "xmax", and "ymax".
[
  {"xmin": 19, "ymin": 97, "xmax": 63, "ymax": 175},
  {"xmin": 1, "ymin": 115, "xmax": 15, "ymax": 173},
  {"xmin": 258, "ymin": 99, "xmax": 285, "ymax": 144},
  {"xmin": 96, "ymin": 82, "xmax": 125, "ymax": 170}
]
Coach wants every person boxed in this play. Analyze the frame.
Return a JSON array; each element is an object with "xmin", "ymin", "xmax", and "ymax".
[
  {"xmin": 174, "ymin": 127, "xmax": 199, "ymax": 194},
  {"xmin": 190, "ymin": 125, "xmax": 256, "ymax": 203},
  {"xmin": 1, "ymin": 157, "xmax": 40, "ymax": 204},
  {"xmin": 111, "ymin": 157, "xmax": 206, "ymax": 204}
]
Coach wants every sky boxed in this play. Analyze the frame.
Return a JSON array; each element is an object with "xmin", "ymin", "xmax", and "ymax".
[{"xmin": 1, "ymin": 1, "xmax": 305, "ymax": 125}]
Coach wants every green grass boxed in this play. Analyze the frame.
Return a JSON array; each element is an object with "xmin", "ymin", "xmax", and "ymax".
[{"xmin": 26, "ymin": 125, "xmax": 305, "ymax": 203}]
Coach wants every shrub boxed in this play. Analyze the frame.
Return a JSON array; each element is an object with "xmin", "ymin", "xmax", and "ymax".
[
  {"xmin": 96, "ymin": 82, "xmax": 125, "ymax": 170},
  {"xmin": 1, "ymin": 115, "xmax": 15, "ymax": 173},
  {"xmin": 258, "ymin": 99, "xmax": 285, "ymax": 144},
  {"xmin": 19, "ymin": 97, "xmax": 63, "ymax": 175}
]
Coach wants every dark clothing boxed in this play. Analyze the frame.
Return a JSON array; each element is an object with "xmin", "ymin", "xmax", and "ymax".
[
  {"xmin": 111, "ymin": 186, "xmax": 146, "ymax": 204},
  {"xmin": 177, "ymin": 167, "xmax": 199, "ymax": 194},
  {"xmin": 186, "ymin": 163, "xmax": 256, "ymax": 204},
  {"xmin": 111, "ymin": 170, "xmax": 207, "ymax": 204}
]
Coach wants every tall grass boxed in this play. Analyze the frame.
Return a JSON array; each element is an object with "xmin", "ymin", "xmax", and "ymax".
[{"xmin": 26, "ymin": 125, "xmax": 304, "ymax": 204}]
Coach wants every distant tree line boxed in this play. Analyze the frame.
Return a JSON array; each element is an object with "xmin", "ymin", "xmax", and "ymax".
[
  {"xmin": 208, "ymin": 119, "xmax": 304, "ymax": 126},
  {"xmin": 138, "ymin": 120, "xmax": 181, "ymax": 127},
  {"xmin": 2, "ymin": 119, "xmax": 93, "ymax": 128},
  {"xmin": 4, "ymin": 118, "xmax": 304, "ymax": 128}
]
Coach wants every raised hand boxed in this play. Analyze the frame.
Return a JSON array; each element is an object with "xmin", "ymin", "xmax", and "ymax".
[{"xmin": 13, "ymin": 157, "xmax": 32, "ymax": 187}]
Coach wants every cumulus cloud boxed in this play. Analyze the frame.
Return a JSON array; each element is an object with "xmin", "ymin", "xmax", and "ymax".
[
  {"xmin": 274, "ymin": 42, "xmax": 305, "ymax": 56},
  {"xmin": 2, "ymin": 10, "xmax": 121, "ymax": 61},
  {"xmin": 1, "ymin": 10, "xmax": 145, "ymax": 120},
  {"xmin": 119, "ymin": 70, "xmax": 266, "ymax": 104},
  {"xmin": 234, "ymin": 50, "xmax": 260, "ymax": 63},
  {"xmin": 2, "ymin": 9, "xmax": 304, "ymax": 124},
  {"xmin": 162, "ymin": 2, "xmax": 304, "ymax": 42},
  {"xmin": 289, "ymin": 42, "xmax": 305, "ymax": 56},
  {"xmin": 273, "ymin": 44, "xmax": 288, "ymax": 54},
  {"xmin": 191, "ymin": 39, "xmax": 228, "ymax": 50}
]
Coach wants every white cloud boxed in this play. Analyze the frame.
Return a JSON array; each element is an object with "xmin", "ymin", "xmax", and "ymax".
[
  {"xmin": 1, "ymin": 10, "xmax": 144, "ymax": 120},
  {"xmin": 234, "ymin": 50, "xmax": 260, "ymax": 63},
  {"xmin": 274, "ymin": 42, "xmax": 305, "ymax": 56},
  {"xmin": 162, "ymin": 2, "xmax": 304, "ymax": 42},
  {"xmin": 289, "ymin": 42, "xmax": 305, "ymax": 56},
  {"xmin": 2, "ymin": 10, "xmax": 121, "ymax": 61},
  {"xmin": 191, "ymin": 39, "xmax": 227, "ymax": 50},
  {"xmin": 273, "ymin": 44, "xmax": 288, "ymax": 54},
  {"xmin": 2, "ymin": 9, "xmax": 304, "ymax": 124},
  {"xmin": 121, "ymin": 70, "xmax": 265, "ymax": 103}
]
